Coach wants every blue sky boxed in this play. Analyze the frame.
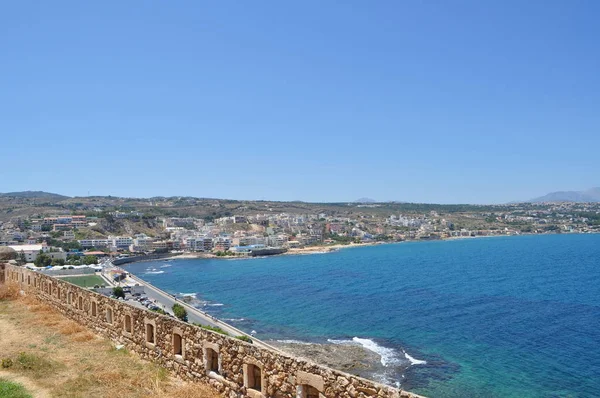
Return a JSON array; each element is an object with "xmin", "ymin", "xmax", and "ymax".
[{"xmin": 1, "ymin": 1, "xmax": 598, "ymax": 203}]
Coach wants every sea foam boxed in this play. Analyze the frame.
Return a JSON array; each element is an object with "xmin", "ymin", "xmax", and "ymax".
[
  {"xmin": 403, "ymin": 350, "xmax": 427, "ymax": 365},
  {"xmin": 328, "ymin": 337, "xmax": 426, "ymax": 367},
  {"xmin": 276, "ymin": 339, "xmax": 313, "ymax": 345},
  {"xmin": 328, "ymin": 337, "xmax": 402, "ymax": 367}
]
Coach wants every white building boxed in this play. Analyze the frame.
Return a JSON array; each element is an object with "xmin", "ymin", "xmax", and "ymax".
[
  {"xmin": 79, "ymin": 239, "xmax": 109, "ymax": 249},
  {"xmin": 107, "ymin": 236, "xmax": 133, "ymax": 250},
  {"xmin": 8, "ymin": 243, "xmax": 48, "ymax": 262}
]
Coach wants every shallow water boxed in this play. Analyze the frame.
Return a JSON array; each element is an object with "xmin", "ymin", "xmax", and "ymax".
[{"xmin": 126, "ymin": 234, "xmax": 600, "ymax": 397}]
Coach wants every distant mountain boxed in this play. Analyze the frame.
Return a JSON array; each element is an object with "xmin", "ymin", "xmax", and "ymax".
[
  {"xmin": 354, "ymin": 197, "xmax": 377, "ymax": 203},
  {"xmin": 528, "ymin": 187, "xmax": 600, "ymax": 203},
  {"xmin": 0, "ymin": 191, "xmax": 69, "ymax": 200}
]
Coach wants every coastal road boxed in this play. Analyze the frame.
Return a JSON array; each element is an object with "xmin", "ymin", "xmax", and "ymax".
[{"xmin": 113, "ymin": 266, "xmax": 280, "ymax": 352}]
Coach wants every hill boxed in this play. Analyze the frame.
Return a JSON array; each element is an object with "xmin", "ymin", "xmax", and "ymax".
[
  {"xmin": 529, "ymin": 187, "xmax": 600, "ymax": 203},
  {"xmin": 0, "ymin": 191, "xmax": 69, "ymax": 200},
  {"xmin": 354, "ymin": 197, "xmax": 377, "ymax": 203}
]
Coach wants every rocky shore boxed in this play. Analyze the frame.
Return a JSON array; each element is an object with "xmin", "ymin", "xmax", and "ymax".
[{"xmin": 269, "ymin": 340, "xmax": 405, "ymax": 385}]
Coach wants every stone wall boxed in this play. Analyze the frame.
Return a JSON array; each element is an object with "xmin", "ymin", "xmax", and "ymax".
[{"xmin": 2, "ymin": 264, "xmax": 424, "ymax": 398}]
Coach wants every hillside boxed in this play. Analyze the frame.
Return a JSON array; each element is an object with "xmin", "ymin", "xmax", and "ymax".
[
  {"xmin": 0, "ymin": 191, "xmax": 69, "ymax": 200},
  {"xmin": 0, "ymin": 285, "xmax": 220, "ymax": 398}
]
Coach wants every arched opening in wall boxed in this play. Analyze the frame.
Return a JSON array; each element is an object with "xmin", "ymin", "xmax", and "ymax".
[
  {"xmin": 21, "ymin": 274, "xmax": 24, "ymax": 282},
  {"xmin": 124, "ymin": 314, "xmax": 132, "ymax": 333},
  {"xmin": 78, "ymin": 296, "xmax": 83, "ymax": 310},
  {"xmin": 245, "ymin": 364, "xmax": 262, "ymax": 392},
  {"xmin": 91, "ymin": 301, "xmax": 97, "ymax": 317},
  {"xmin": 173, "ymin": 333, "xmax": 183, "ymax": 357},
  {"xmin": 205, "ymin": 348, "xmax": 219, "ymax": 373},
  {"xmin": 57, "ymin": 287, "xmax": 61, "ymax": 299},
  {"xmin": 67, "ymin": 292, "xmax": 72, "ymax": 305},
  {"xmin": 146, "ymin": 324, "xmax": 155, "ymax": 344},
  {"xmin": 34, "ymin": 278, "xmax": 37, "ymax": 288},
  {"xmin": 106, "ymin": 308, "xmax": 113, "ymax": 324},
  {"xmin": 27, "ymin": 275, "xmax": 30, "ymax": 285},
  {"xmin": 299, "ymin": 385, "xmax": 321, "ymax": 398}
]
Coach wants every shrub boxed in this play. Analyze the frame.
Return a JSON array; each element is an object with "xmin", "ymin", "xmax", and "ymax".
[
  {"xmin": 236, "ymin": 335, "xmax": 253, "ymax": 344},
  {"xmin": 112, "ymin": 286, "xmax": 125, "ymax": 299},
  {"xmin": 192, "ymin": 323, "xmax": 229, "ymax": 336},
  {"xmin": 1, "ymin": 358, "xmax": 13, "ymax": 368},
  {"xmin": 15, "ymin": 352, "xmax": 59, "ymax": 378},
  {"xmin": 151, "ymin": 308, "xmax": 167, "ymax": 315},
  {"xmin": 172, "ymin": 303, "xmax": 188, "ymax": 322}
]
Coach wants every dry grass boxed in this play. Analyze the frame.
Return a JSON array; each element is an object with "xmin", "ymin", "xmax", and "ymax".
[
  {"xmin": 0, "ymin": 281, "xmax": 20, "ymax": 300},
  {"xmin": 0, "ymin": 292, "xmax": 221, "ymax": 398}
]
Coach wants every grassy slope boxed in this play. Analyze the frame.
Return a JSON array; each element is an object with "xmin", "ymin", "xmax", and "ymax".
[{"xmin": 0, "ymin": 282, "xmax": 221, "ymax": 398}]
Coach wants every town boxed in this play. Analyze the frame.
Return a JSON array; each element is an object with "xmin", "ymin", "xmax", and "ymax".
[{"xmin": 0, "ymin": 192, "xmax": 598, "ymax": 266}]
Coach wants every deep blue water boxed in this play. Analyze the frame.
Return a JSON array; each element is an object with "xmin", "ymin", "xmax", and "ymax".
[{"xmin": 126, "ymin": 234, "xmax": 600, "ymax": 397}]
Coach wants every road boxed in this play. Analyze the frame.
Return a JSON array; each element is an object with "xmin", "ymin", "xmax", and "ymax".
[{"xmin": 106, "ymin": 263, "xmax": 279, "ymax": 352}]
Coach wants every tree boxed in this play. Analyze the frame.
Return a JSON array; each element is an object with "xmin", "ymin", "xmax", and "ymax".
[
  {"xmin": 34, "ymin": 253, "xmax": 52, "ymax": 267},
  {"xmin": 51, "ymin": 258, "xmax": 65, "ymax": 266},
  {"xmin": 82, "ymin": 255, "xmax": 98, "ymax": 265},
  {"xmin": 18, "ymin": 250, "xmax": 27, "ymax": 265},
  {"xmin": 112, "ymin": 286, "xmax": 125, "ymax": 299},
  {"xmin": 172, "ymin": 303, "xmax": 188, "ymax": 322}
]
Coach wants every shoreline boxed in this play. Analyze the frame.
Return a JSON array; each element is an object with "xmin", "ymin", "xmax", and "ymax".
[{"xmin": 138, "ymin": 231, "xmax": 596, "ymax": 263}]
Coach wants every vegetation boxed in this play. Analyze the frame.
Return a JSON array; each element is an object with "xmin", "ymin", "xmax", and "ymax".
[
  {"xmin": 151, "ymin": 307, "xmax": 167, "ymax": 315},
  {"xmin": 0, "ymin": 378, "xmax": 32, "ymax": 398},
  {"xmin": 43, "ymin": 238, "xmax": 82, "ymax": 252},
  {"xmin": 213, "ymin": 251, "xmax": 236, "ymax": 257},
  {"xmin": 0, "ymin": 293, "xmax": 221, "ymax": 397},
  {"xmin": 235, "ymin": 335, "xmax": 253, "ymax": 344},
  {"xmin": 82, "ymin": 255, "xmax": 99, "ymax": 265},
  {"xmin": 192, "ymin": 323, "xmax": 229, "ymax": 336},
  {"xmin": 15, "ymin": 351, "xmax": 60, "ymax": 378},
  {"xmin": 172, "ymin": 303, "xmax": 188, "ymax": 322},
  {"xmin": 33, "ymin": 253, "xmax": 52, "ymax": 267},
  {"xmin": 326, "ymin": 233, "xmax": 355, "ymax": 244},
  {"xmin": 112, "ymin": 286, "xmax": 125, "ymax": 299}
]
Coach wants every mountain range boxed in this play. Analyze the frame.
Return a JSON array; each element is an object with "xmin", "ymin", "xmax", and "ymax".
[
  {"xmin": 528, "ymin": 187, "xmax": 600, "ymax": 203},
  {"xmin": 2, "ymin": 190, "xmax": 600, "ymax": 204}
]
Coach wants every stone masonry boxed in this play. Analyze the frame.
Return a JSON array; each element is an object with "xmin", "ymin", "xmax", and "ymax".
[{"xmin": 2, "ymin": 264, "xmax": 425, "ymax": 398}]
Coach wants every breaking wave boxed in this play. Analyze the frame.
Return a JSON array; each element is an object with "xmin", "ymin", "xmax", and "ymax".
[
  {"xmin": 403, "ymin": 351, "xmax": 427, "ymax": 365},
  {"xmin": 328, "ymin": 337, "xmax": 425, "ymax": 367},
  {"xmin": 276, "ymin": 339, "xmax": 312, "ymax": 345}
]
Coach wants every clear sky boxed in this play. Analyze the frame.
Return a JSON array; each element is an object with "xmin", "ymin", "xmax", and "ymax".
[{"xmin": 1, "ymin": 1, "xmax": 598, "ymax": 204}]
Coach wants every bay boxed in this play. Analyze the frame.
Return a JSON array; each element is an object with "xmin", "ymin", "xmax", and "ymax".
[{"xmin": 125, "ymin": 234, "xmax": 600, "ymax": 397}]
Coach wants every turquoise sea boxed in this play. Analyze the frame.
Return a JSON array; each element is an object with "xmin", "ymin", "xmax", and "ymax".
[{"xmin": 126, "ymin": 234, "xmax": 600, "ymax": 397}]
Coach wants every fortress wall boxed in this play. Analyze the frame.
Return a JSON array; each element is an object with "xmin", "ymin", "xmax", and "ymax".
[{"xmin": 2, "ymin": 264, "xmax": 422, "ymax": 398}]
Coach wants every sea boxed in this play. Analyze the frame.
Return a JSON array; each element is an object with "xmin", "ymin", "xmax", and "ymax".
[{"xmin": 125, "ymin": 234, "xmax": 600, "ymax": 398}]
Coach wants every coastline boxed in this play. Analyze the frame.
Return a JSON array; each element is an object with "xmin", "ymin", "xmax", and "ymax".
[
  {"xmin": 116, "ymin": 233, "xmax": 600, "ymax": 395},
  {"xmin": 146, "ymin": 231, "xmax": 594, "ymax": 263}
]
